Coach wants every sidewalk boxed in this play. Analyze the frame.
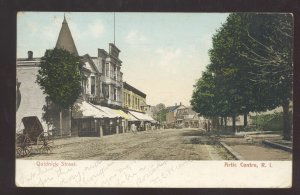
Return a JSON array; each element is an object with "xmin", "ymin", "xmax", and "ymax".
[{"xmin": 219, "ymin": 134, "xmax": 292, "ymax": 160}]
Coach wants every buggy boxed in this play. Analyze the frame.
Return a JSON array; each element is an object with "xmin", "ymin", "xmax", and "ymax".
[{"xmin": 16, "ymin": 116, "xmax": 54, "ymax": 157}]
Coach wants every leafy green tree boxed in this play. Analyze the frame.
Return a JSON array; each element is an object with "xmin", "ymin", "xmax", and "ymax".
[
  {"xmin": 157, "ymin": 109, "xmax": 167, "ymax": 123},
  {"xmin": 239, "ymin": 13, "xmax": 293, "ymax": 140},
  {"xmin": 36, "ymin": 48, "xmax": 83, "ymax": 136},
  {"xmin": 191, "ymin": 71, "xmax": 217, "ymax": 117},
  {"xmin": 152, "ymin": 103, "xmax": 166, "ymax": 122},
  {"xmin": 192, "ymin": 13, "xmax": 293, "ymax": 138},
  {"xmin": 207, "ymin": 13, "xmax": 252, "ymax": 131},
  {"xmin": 191, "ymin": 69, "xmax": 238, "ymax": 132}
]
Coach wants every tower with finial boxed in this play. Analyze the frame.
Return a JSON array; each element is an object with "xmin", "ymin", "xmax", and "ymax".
[{"xmin": 55, "ymin": 13, "xmax": 79, "ymax": 55}]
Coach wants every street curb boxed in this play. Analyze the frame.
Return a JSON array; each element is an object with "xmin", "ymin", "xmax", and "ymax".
[
  {"xmin": 262, "ymin": 140, "xmax": 292, "ymax": 153},
  {"xmin": 219, "ymin": 142, "xmax": 244, "ymax": 160}
]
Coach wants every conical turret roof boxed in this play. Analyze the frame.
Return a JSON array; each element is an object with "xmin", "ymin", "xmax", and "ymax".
[{"xmin": 55, "ymin": 15, "xmax": 78, "ymax": 55}]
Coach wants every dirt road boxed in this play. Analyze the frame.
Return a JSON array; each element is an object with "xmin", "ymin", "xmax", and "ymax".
[{"xmin": 25, "ymin": 128, "xmax": 234, "ymax": 160}]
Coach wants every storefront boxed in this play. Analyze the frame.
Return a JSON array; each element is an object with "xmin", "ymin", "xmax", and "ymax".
[
  {"xmin": 73, "ymin": 100, "xmax": 113, "ymax": 137},
  {"xmin": 128, "ymin": 110, "xmax": 156, "ymax": 131}
]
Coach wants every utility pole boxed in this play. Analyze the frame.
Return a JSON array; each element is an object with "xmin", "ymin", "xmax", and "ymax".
[{"xmin": 114, "ymin": 12, "xmax": 116, "ymax": 45}]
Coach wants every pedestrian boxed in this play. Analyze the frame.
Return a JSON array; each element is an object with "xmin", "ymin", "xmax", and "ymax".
[
  {"xmin": 131, "ymin": 123, "xmax": 137, "ymax": 134},
  {"xmin": 140, "ymin": 121, "xmax": 144, "ymax": 131}
]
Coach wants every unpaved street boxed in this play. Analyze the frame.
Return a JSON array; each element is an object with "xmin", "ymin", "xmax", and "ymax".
[{"xmin": 25, "ymin": 128, "xmax": 234, "ymax": 160}]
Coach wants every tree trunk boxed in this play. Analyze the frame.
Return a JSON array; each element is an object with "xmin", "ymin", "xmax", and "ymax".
[
  {"xmin": 232, "ymin": 115, "xmax": 236, "ymax": 133},
  {"xmin": 244, "ymin": 113, "xmax": 248, "ymax": 127},
  {"xmin": 220, "ymin": 117, "xmax": 224, "ymax": 127},
  {"xmin": 282, "ymin": 101, "xmax": 291, "ymax": 140},
  {"xmin": 60, "ymin": 109, "xmax": 63, "ymax": 137},
  {"xmin": 212, "ymin": 117, "xmax": 217, "ymax": 131},
  {"xmin": 69, "ymin": 108, "xmax": 72, "ymax": 136},
  {"xmin": 224, "ymin": 117, "xmax": 227, "ymax": 127}
]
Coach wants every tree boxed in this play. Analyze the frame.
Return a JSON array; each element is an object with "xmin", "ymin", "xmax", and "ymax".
[
  {"xmin": 205, "ymin": 14, "xmax": 252, "ymax": 132},
  {"xmin": 36, "ymin": 48, "xmax": 83, "ymax": 136},
  {"xmin": 239, "ymin": 13, "xmax": 293, "ymax": 140},
  {"xmin": 208, "ymin": 13, "xmax": 267, "ymax": 129},
  {"xmin": 191, "ymin": 71, "xmax": 217, "ymax": 117},
  {"xmin": 154, "ymin": 103, "xmax": 166, "ymax": 113},
  {"xmin": 192, "ymin": 13, "xmax": 293, "ymax": 137},
  {"xmin": 191, "ymin": 70, "xmax": 236, "ymax": 131},
  {"xmin": 152, "ymin": 103, "xmax": 166, "ymax": 123}
]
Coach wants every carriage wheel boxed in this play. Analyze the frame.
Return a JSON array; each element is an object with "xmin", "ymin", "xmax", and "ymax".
[
  {"xmin": 37, "ymin": 132, "xmax": 54, "ymax": 154},
  {"xmin": 16, "ymin": 134, "xmax": 32, "ymax": 157}
]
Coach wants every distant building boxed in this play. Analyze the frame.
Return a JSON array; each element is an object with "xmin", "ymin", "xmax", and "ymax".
[
  {"xmin": 122, "ymin": 82, "xmax": 155, "ymax": 130},
  {"xmin": 144, "ymin": 105, "xmax": 155, "ymax": 119},
  {"xmin": 165, "ymin": 103, "xmax": 185, "ymax": 127},
  {"xmin": 123, "ymin": 82, "xmax": 147, "ymax": 113},
  {"xmin": 175, "ymin": 106, "xmax": 204, "ymax": 128}
]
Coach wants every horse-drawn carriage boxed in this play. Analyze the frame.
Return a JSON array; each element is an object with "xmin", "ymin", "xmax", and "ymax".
[{"xmin": 16, "ymin": 116, "xmax": 54, "ymax": 157}]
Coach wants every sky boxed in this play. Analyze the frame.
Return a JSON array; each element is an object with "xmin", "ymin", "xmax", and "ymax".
[{"xmin": 17, "ymin": 12, "xmax": 229, "ymax": 107}]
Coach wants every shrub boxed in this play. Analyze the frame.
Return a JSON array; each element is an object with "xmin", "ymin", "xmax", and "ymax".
[{"xmin": 250, "ymin": 112, "xmax": 292, "ymax": 131}]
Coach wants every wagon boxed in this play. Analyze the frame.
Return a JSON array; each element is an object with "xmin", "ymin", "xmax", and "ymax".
[{"xmin": 16, "ymin": 116, "xmax": 54, "ymax": 158}]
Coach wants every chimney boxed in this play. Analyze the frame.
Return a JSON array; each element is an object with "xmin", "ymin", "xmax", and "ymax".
[
  {"xmin": 175, "ymin": 103, "xmax": 177, "ymax": 106},
  {"xmin": 180, "ymin": 102, "xmax": 182, "ymax": 106},
  {"xmin": 27, "ymin": 51, "xmax": 33, "ymax": 60}
]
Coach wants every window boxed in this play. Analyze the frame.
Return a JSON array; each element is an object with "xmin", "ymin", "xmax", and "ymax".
[
  {"xmin": 86, "ymin": 79, "xmax": 89, "ymax": 93},
  {"xmin": 128, "ymin": 94, "xmax": 130, "ymax": 106},
  {"xmin": 83, "ymin": 80, "xmax": 86, "ymax": 94},
  {"xmin": 91, "ymin": 76, "xmax": 95, "ymax": 95},
  {"xmin": 99, "ymin": 81, "xmax": 102, "ymax": 94},
  {"xmin": 102, "ymin": 60, "xmax": 105, "ymax": 74},
  {"xmin": 105, "ymin": 63, "xmax": 109, "ymax": 77},
  {"xmin": 114, "ymin": 88, "xmax": 117, "ymax": 101},
  {"xmin": 117, "ymin": 68, "xmax": 120, "ymax": 81},
  {"xmin": 103, "ymin": 83, "xmax": 109, "ymax": 98},
  {"xmin": 110, "ymin": 64, "xmax": 115, "ymax": 79},
  {"xmin": 114, "ymin": 66, "xmax": 117, "ymax": 80},
  {"xmin": 123, "ymin": 92, "xmax": 126, "ymax": 104},
  {"xmin": 135, "ymin": 97, "xmax": 137, "ymax": 109}
]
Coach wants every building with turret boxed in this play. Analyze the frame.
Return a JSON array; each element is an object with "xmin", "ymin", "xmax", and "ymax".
[
  {"xmin": 17, "ymin": 15, "xmax": 154, "ymax": 137},
  {"xmin": 16, "ymin": 15, "xmax": 82, "ymax": 136},
  {"xmin": 55, "ymin": 15, "xmax": 79, "ymax": 55}
]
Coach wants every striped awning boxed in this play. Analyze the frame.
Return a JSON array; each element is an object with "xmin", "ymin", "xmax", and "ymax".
[
  {"xmin": 93, "ymin": 105, "xmax": 119, "ymax": 118},
  {"xmin": 73, "ymin": 101, "xmax": 110, "ymax": 118},
  {"xmin": 128, "ymin": 110, "xmax": 155, "ymax": 121},
  {"xmin": 112, "ymin": 109, "xmax": 131, "ymax": 120}
]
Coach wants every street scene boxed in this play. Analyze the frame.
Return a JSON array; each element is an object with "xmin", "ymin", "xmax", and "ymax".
[{"xmin": 16, "ymin": 12, "xmax": 293, "ymax": 161}]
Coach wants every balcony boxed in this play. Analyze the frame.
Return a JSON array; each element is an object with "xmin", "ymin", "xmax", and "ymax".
[
  {"xmin": 102, "ymin": 76, "xmax": 122, "ymax": 87},
  {"xmin": 107, "ymin": 99, "xmax": 122, "ymax": 107},
  {"xmin": 86, "ymin": 94, "xmax": 105, "ymax": 105}
]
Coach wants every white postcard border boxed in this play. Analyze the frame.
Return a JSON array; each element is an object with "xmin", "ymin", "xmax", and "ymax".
[{"xmin": 16, "ymin": 160, "xmax": 292, "ymax": 188}]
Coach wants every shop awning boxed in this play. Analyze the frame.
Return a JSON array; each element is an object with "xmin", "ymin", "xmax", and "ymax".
[
  {"xmin": 93, "ymin": 105, "xmax": 120, "ymax": 118},
  {"xmin": 73, "ymin": 101, "xmax": 110, "ymax": 118},
  {"xmin": 127, "ymin": 112, "xmax": 139, "ymax": 121},
  {"xmin": 128, "ymin": 110, "xmax": 155, "ymax": 121},
  {"xmin": 112, "ymin": 109, "xmax": 131, "ymax": 120}
]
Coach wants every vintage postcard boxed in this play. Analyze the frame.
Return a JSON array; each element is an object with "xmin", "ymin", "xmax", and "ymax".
[{"xmin": 16, "ymin": 12, "xmax": 293, "ymax": 187}]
